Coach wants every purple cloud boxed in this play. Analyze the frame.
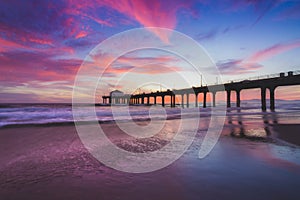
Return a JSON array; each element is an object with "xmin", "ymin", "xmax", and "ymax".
[
  {"xmin": 196, "ymin": 29, "xmax": 218, "ymax": 41},
  {"xmin": 216, "ymin": 59, "xmax": 263, "ymax": 75},
  {"xmin": 0, "ymin": 50, "xmax": 82, "ymax": 83}
]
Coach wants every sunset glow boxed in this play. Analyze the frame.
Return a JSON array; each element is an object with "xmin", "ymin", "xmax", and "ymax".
[{"xmin": 0, "ymin": 0, "xmax": 300, "ymax": 103}]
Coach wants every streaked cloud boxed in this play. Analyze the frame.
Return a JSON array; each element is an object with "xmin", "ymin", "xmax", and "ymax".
[
  {"xmin": 104, "ymin": 63, "xmax": 182, "ymax": 76},
  {"xmin": 216, "ymin": 39, "xmax": 300, "ymax": 75},
  {"xmin": 95, "ymin": 55, "xmax": 182, "ymax": 77},
  {"xmin": 66, "ymin": 0, "xmax": 202, "ymax": 42},
  {"xmin": 247, "ymin": 40, "xmax": 300, "ymax": 63},
  {"xmin": 196, "ymin": 29, "xmax": 218, "ymax": 41},
  {"xmin": 276, "ymin": 1, "xmax": 300, "ymax": 20},
  {"xmin": 0, "ymin": 50, "xmax": 82, "ymax": 83},
  {"xmin": 216, "ymin": 59, "xmax": 263, "ymax": 75},
  {"xmin": 224, "ymin": 0, "xmax": 281, "ymax": 25}
]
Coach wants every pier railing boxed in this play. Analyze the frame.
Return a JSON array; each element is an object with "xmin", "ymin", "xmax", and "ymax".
[{"xmin": 228, "ymin": 70, "xmax": 300, "ymax": 83}]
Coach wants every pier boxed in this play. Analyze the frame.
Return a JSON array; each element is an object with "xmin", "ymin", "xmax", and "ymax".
[{"xmin": 102, "ymin": 71, "xmax": 300, "ymax": 111}]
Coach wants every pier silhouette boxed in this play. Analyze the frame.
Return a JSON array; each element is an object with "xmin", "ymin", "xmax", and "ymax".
[{"xmin": 102, "ymin": 71, "xmax": 300, "ymax": 111}]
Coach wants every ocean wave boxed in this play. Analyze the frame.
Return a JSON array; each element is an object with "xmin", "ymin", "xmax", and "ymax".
[{"xmin": 0, "ymin": 101, "xmax": 300, "ymax": 127}]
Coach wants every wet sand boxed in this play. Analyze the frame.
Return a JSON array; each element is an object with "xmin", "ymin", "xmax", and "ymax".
[
  {"xmin": 0, "ymin": 121, "xmax": 300, "ymax": 200},
  {"xmin": 271, "ymin": 124, "xmax": 300, "ymax": 146}
]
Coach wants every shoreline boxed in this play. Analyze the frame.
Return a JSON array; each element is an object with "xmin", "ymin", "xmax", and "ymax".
[{"xmin": 1, "ymin": 116, "xmax": 300, "ymax": 147}]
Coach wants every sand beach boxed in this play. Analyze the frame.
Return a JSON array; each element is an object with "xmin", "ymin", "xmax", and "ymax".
[{"xmin": 0, "ymin": 116, "xmax": 299, "ymax": 200}]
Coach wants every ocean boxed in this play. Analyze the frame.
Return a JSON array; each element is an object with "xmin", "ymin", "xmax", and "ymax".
[{"xmin": 0, "ymin": 100, "xmax": 300, "ymax": 128}]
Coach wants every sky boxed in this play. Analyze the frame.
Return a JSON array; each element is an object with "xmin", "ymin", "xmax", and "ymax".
[{"xmin": 0, "ymin": 0, "xmax": 300, "ymax": 103}]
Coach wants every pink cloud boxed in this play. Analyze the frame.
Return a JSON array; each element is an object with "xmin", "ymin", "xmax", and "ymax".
[
  {"xmin": 217, "ymin": 39, "xmax": 300, "ymax": 75},
  {"xmin": 27, "ymin": 37, "xmax": 53, "ymax": 45},
  {"xmin": 216, "ymin": 59, "xmax": 263, "ymax": 75},
  {"xmin": 247, "ymin": 40, "xmax": 300, "ymax": 63},
  {"xmin": 104, "ymin": 63, "xmax": 182, "ymax": 76},
  {"xmin": 82, "ymin": 14, "xmax": 112, "ymax": 27},
  {"xmin": 0, "ymin": 0, "xmax": 200, "ymax": 55},
  {"xmin": 117, "ymin": 55, "xmax": 179, "ymax": 66},
  {"xmin": 0, "ymin": 1, "xmax": 99, "ymax": 56},
  {"xmin": 107, "ymin": 0, "xmax": 198, "ymax": 42},
  {"xmin": 0, "ymin": 51, "xmax": 82, "ymax": 84},
  {"xmin": 75, "ymin": 31, "xmax": 89, "ymax": 39},
  {"xmin": 112, "ymin": 54, "xmax": 181, "ymax": 75},
  {"xmin": 66, "ymin": 0, "xmax": 199, "ymax": 43},
  {"xmin": 89, "ymin": 54, "xmax": 182, "ymax": 77},
  {"xmin": 0, "ymin": 31, "xmax": 73, "ymax": 55},
  {"xmin": 0, "ymin": 37, "xmax": 25, "ymax": 52}
]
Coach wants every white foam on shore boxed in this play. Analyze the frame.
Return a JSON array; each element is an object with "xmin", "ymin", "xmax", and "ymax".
[{"xmin": 0, "ymin": 100, "xmax": 300, "ymax": 127}]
